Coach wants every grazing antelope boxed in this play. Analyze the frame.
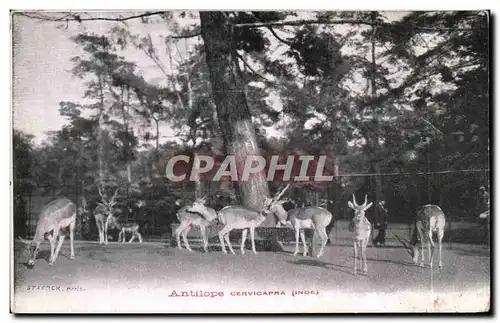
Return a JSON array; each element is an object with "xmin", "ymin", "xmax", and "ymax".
[
  {"xmin": 264, "ymin": 184, "xmax": 333, "ymax": 258},
  {"xmin": 187, "ymin": 200, "xmax": 270, "ymax": 255},
  {"xmin": 175, "ymin": 196, "xmax": 218, "ymax": 253},
  {"xmin": 19, "ymin": 197, "xmax": 80, "ymax": 268},
  {"xmin": 411, "ymin": 205, "xmax": 446, "ymax": 270},
  {"xmin": 347, "ymin": 194, "xmax": 373, "ymax": 275},
  {"xmin": 93, "ymin": 186, "xmax": 120, "ymax": 245}
]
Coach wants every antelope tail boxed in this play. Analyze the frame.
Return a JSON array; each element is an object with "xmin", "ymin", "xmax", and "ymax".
[{"xmin": 392, "ymin": 233, "xmax": 413, "ymax": 256}]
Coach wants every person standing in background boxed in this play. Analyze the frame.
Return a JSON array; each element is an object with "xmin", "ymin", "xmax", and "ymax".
[
  {"xmin": 478, "ymin": 186, "xmax": 490, "ymax": 245},
  {"xmin": 373, "ymin": 200, "xmax": 389, "ymax": 247}
]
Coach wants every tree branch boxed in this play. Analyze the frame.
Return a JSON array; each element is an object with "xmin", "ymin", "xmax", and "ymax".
[
  {"xmin": 171, "ymin": 31, "xmax": 201, "ymax": 39},
  {"xmin": 18, "ymin": 12, "xmax": 481, "ymax": 33},
  {"xmin": 17, "ymin": 11, "xmax": 203, "ymax": 39},
  {"xmin": 17, "ymin": 11, "xmax": 167, "ymax": 23},
  {"xmin": 235, "ymin": 52, "xmax": 274, "ymax": 85},
  {"xmin": 266, "ymin": 26, "xmax": 294, "ymax": 46},
  {"xmin": 235, "ymin": 19, "xmax": 481, "ymax": 32}
]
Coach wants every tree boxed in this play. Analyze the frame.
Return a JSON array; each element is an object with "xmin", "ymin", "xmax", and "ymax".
[
  {"xmin": 16, "ymin": 10, "xmax": 489, "ymax": 225},
  {"xmin": 13, "ymin": 129, "xmax": 35, "ymax": 237},
  {"xmin": 199, "ymin": 12, "xmax": 271, "ymax": 212}
]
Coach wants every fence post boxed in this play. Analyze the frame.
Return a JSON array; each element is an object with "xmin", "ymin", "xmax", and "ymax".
[
  {"xmin": 335, "ymin": 219, "xmax": 339, "ymax": 245},
  {"xmin": 448, "ymin": 217, "xmax": 453, "ymax": 250}
]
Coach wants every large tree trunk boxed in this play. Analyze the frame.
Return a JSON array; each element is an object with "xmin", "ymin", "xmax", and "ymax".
[
  {"xmin": 370, "ymin": 11, "xmax": 383, "ymax": 227},
  {"xmin": 97, "ymin": 73, "xmax": 107, "ymax": 188},
  {"xmin": 200, "ymin": 12, "xmax": 271, "ymax": 217}
]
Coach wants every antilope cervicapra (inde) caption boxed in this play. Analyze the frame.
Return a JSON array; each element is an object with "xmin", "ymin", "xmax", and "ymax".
[
  {"xmin": 264, "ymin": 184, "xmax": 333, "ymax": 258},
  {"xmin": 19, "ymin": 197, "xmax": 85, "ymax": 268},
  {"xmin": 93, "ymin": 186, "xmax": 119, "ymax": 245},
  {"xmin": 188, "ymin": 198, "xmax": 272, "ymax": 255},
  {"xmin": 175, "ymin": 196, "xmax": 218, "ymax": 253},
  {"xmin": 396, "ymin": 205, "xmax": 446, "ymax": 270},
  {"xmin": 348, "ymin": 194, "xmax": 373, "ymax": 275}
]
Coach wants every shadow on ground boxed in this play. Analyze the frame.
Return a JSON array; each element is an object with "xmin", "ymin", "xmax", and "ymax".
[{"xmin": 288, "ymin": 258, "xmax": 354, "ymax": 275}]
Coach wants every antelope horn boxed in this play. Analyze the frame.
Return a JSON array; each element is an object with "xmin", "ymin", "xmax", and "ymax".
[
  {"xmin": 275, "ymin": 183, "xmax": 291, "ymax": 201},
  {"xmin": 97, "ymin": 185, "xmax": 106, "ymax": 201},
  {"xmin": 19, "ymin": 237, "xmax": 32, "ymax": 245},
  {"xmin": 364, "ymin": 195, "xmax": 368, "ymax": 206},
  {"xmin": 110, "ymin": 188, "xmax": 120, "ymax": 204},
  {"xmin": 278, "ymin": 197, "xmax": 290, "ymax": 204},
  {"xmin": 352, "ymin": 194, "xmax": 358, "ymax": 207}
]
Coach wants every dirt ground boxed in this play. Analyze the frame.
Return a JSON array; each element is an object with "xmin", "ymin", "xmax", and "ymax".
[{"xmin": 11, "ymin": 239, "xmax": 490, "ymax": 313}]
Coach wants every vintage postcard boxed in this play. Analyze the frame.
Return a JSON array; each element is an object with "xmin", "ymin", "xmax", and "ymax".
[{"xmin": 11, "ymin": 10, "xmax": 491, "ymax": 313}]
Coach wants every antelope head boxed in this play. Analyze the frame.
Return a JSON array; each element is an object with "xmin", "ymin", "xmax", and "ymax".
[
  {"xmin": 106, "ymin": 213, "xmax": 122, "ymax": 229},
  {"xmin": 136, "ymin": 199, "xmax": 146, "ymax": 208},
  {"xmin": 97, "ymin": 186, "xmax": 120, "ymax": 217},
  {"xmin": 393, "ymin": 229, "xmax": 419, "ymax": 263},
  {"xmin": 19, "ymin": 237, "xmax": 40, "ymax": 268},
  {"xmin": 263, "ymin": 184, "xmax": 291, "ymax": 225},
  {"xmin": 347, "ymin": 194, "xmax": 373, "ymax": 219},
  {"xmin": 186, "ymin": 195, "xmax": 218, "ymax": 222}
]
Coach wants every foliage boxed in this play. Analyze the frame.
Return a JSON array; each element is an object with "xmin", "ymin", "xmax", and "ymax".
[{"xmin": 16, "ymin": 10, "xmax": 490, "ymax": 233}]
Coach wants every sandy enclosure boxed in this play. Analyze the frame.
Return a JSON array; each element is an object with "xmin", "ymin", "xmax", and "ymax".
[{"xmin": 11, "ymin": 240, "xmax": 490, "ymax": 313}]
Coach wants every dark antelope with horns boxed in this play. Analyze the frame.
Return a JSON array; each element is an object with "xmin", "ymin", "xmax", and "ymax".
[
  {"xmin": 93, "ymin": 186, "xmax": 119, "ymax": 245},
  {"xmin": 264, "ymin": 184, "xmax": 333, "ymax": 258}
]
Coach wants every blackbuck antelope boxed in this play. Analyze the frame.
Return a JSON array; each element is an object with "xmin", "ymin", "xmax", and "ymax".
[
  {"xmin": 19, "ymin": 198, "xmax": 80, "ymax": 268},
  {"xmin": 187, "ymin": 199, "xmax": 270, "ymax": 255},
  {"xmin": 264, "ymin": 184, "xmax": 333, "ymax": 258},
  {"xmin": 175, "ymin": 197, "xmax": 218, "ymax": 253},
  {"xmin": 347, "ymin": 194, "xmax": 373, "ymax": 275},
  {"xmin": 397, "ymin": 205, "xmax": 446, "ymax": 270},
  {"xmin": 93, "ymin": 187, "xmax": 119, "ymax": 245}
]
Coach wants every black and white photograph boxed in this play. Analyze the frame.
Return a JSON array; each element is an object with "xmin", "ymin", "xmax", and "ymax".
[{"xmin": 10, "ymin": 9, "xmax": 491, "ymax": 313}]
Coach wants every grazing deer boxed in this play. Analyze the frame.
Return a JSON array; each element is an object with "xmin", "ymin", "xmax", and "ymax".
[
  {"xmin": 19, "ymin": 197, "xmax": 81, "ymax": 268},
  {"xmin": 263, "ymin": 184, "xmax": 333, "ymax": 258},
  {"xmin": 411, "ymin": 205, "xmax": 446, "ymax": 270},
  {"xmin": 187, "ymin": 199, "xmax": 270, "ymax": 255},
  {"xmin": 93, "ymin": 187, "xmax": 119, "ymax": 245},
  {"xmin": 175, "ymin": 197, "xmax": 218, "ymax": 253},
  {"xmin": 347, "ymin": 194, "xmax": 373, "ymax": 275}
]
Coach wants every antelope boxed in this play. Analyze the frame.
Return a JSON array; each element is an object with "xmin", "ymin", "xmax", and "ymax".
[
  {"xmin": 107, "ymin": 216, "xmax": 144, "ymax": 243},
  {"xmin": 93, "ymin": 186, "xmax": 119, "ymax": 245},
  {"xmin": 397, "ymin": 205, "xmax": 446, "ymax": 270},
  {"xmin": 19, "ymin": 197, "xmax": 81, "ymax": 268},
  {"xmin": 479, "ymin": 209, "xmax": 490, "ymax": 219},
  {"xmin": 347, "ymin": 194, "xmax": 373, "ymax": 275},
  {"xmin": 187, "ymin": 199, "xmax": 270, "ymax": 255},
  {"xmin": 263, "ymin": 184, "xmax": 333, "ymax": 258},
  {"xmin": 175, "ymin": 196, "xmax": 218, "ymax": 253}
]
